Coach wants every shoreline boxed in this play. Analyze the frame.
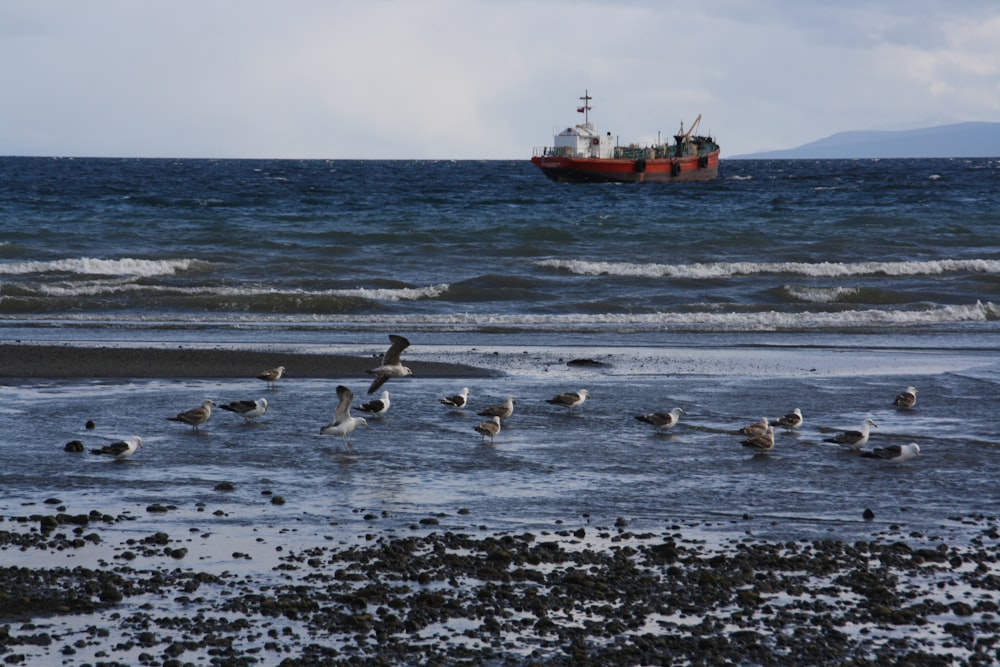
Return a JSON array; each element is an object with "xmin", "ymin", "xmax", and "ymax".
[{"xmin": 0, "ymin": 343, "xmax": 497, "ymax": 379}]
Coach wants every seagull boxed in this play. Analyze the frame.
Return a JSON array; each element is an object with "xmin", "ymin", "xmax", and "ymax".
[
  {"xmin": 893, "ymin": 386, "xmax": 919, "ymax": 409},
  {"xmin": 861, "ymin": 442, "xmax": 920, "ymax": 463},
  {"xmin": 742, "ymin": 426, "xmax": 775, "ymax": 453},
  {"xmin": 167, "ymin": 400, "xmax": 214, "ymax": 431},
  {"xmin": 546, "ymin": 389, "xmax": 589, "ymax": 413},
  {"xmin": 475, "ymin": 416, "xmax": 501, "ymax": 444},
  {"xmin": 219, "ymin": 398, "xmax": 268, "ymax": 420},
  {"xmin": 359, "ymin": 390, "xmax": 391, "ymax": 418},
  {"xmin": 477, "ymin": 395, "xmax": 515, "ymax": 421},
  {"xmin": 259, "ymin": 366, "xmax": 285, "ymax": 387},
  {"xmin": 439, "ymin": 387, "xmax": 470, "ymax": 410},
  {"xmin": 774, "ymin": 408, "xmax": 804, "ymax": 430},
  {"xmin": 739, "ymin": 416, "xmax": 769, "ymax": 437},
  {"xmin": 824, "ymin": 418, "xmax": 878, "ymax": 450},
  {"xmin": 367, "ymin": 334, "xmax": 413, "ymax": 394},
  {"xmin": 91, "ymin": 437, "xmax": 143, "ymax": 460},
  {"xmin": 635, "ymin": 407, "xmax": 685, "ymax": 432},
  {"xmin": 320, "ymin": 385, "xmax": 368, "ymax": 448}
]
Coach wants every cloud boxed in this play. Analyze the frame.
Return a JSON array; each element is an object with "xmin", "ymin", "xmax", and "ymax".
[{"xmin": 1, "ymin": 1, "xmax": 997, "ymax": 158}]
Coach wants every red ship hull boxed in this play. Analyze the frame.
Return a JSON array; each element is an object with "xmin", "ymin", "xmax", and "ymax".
[{"xmin": 531, "ymin": 150, "xmax": 720, "ymax": 184}]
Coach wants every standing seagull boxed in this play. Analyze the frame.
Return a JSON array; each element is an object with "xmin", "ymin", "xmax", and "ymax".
[
  {"xmin": 861, "ymin": 442, "xmax": 920, "ymax": 463},
  {"xmin": 367, "ymin": 335, "xmax": 413, "ymax": 394},
  {"xmin": 635, "ymin": 407, "xmax": 685, "ymax": 433},
  {"xmin": 824, "ymin": 418, "xmax": 878, "ymax": 450},
  {"xmin": 320, "ymin": 385, "xmax": 368, "ymax": 448},
  {"xmin": 739, "ymin": 416, "xmax": 769, "ymax": 437},
  {"xmin": 475, "ymin": 416, "xmax": 501, "ymax": 444},
  {"xmin": 167, "ymin": 400, "xmax": 214, "ymax": 432},
  {"xmin": 774, "ymin": 408, "xmax": 804, "ymax": 430},
  {"xmin": 359, "ymin": 390, "xmax": 391, "ymax": 418},
  {"xmin": 259, "ymin": 366, "xmax": 285, "ymax": 388},
  {"xmin": 478, "ymin": 395, "xmax": 515, "ymax": 421},
  {"xmin": 91, "ymin": 437, "xmax": 143, "ymax": 460},
  {"xmin": 742, "ymin": 426, "xmax": 775, "ymax": 453},
  {"xmin": 893, "ymin": 386, "xmax": 919, "ymax": 409},
  {"xmin": 440, "ymin": 387, "xmax": 470, "ymax": 410},
  {"xmin": 546, "ymin": 389, "xmax": 590, "ymax": 413},
  {"xmin": 219, "ymin": 398, "xmax": 268, "ymax": 421}
]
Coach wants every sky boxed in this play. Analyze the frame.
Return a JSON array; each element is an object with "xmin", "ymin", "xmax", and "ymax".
[{"xmin": 1, "ymin": 0, "xmax": 998, "ymax": 159}]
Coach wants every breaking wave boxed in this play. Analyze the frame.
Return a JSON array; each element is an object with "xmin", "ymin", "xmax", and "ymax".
[
  {"xmin": 538, "ymin": 258, "xmax": 1000, "ymax": 279},
  {"xmin": 0, "ymin": 257, "xmax": 206, "ymax": 277}
]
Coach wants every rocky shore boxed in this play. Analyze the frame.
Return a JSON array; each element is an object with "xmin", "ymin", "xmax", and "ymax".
[{"xmin": 2, "ymin": 507, "xmax": 998, "ymax": 666}]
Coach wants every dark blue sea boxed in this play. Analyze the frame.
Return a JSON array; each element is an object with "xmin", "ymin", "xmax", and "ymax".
[{"xmin": 2, "ymin": 156, "xmax": 999, "ymax": 543}]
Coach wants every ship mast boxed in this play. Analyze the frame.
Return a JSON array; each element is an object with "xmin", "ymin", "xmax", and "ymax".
[{"xmin": 578, "ymin": 90, "xmax": 592, "ymax": 126}]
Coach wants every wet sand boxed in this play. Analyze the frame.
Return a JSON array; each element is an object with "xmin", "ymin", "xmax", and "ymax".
[{"xmin": 0, "ymin": 343, "xmax": 495, "ymax": 379}]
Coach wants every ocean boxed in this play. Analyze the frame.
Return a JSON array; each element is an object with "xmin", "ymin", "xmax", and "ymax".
[
  {"xmin": 2, "ymin": 155, "xmax": 999, "ymax": 539},
  {"xmin": 3, "ymin": 156, "xmax": 1000, "ymax": 663}
]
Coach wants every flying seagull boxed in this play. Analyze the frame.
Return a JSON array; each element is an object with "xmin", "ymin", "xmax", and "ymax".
[
  {"xmin": 774, "ymin": 408, "xmax": 803, "ymax": 430},
  {"xmin": 546, "ymin": 389, "xmax": 590, "ymax": 413},
  {"xmin": 635, "ymin": 407, "xmax": 685, "ymax": 432},
  {"xmin": 91, "ymin": 437, "xmax": 143, "ymax": 460},
  {"xmin": 359, "ymin": 390, "xmax": 391, "ymax": 418},
  {"xmin": 475, "ymin": 416, "xmax": 501, "ymax": 444},
  {"xmin": 367, "ymin": 335, "xmax": 413, "ymax": 394},
  {"xmin": 439, "ymin": 387, "xmax": 470, "ymax": 410},
  {"xmin": 742, "ymin": 426, "xmax": 775, "ymax": 453},
  {"xmin": 167, "ymin": 400, "xmax": 214, "ymax": 431},
  {"xmin": 320, "ymin": 385, "xmax": 369, "ymax": 447},
  {"xmin": 861, "ymin": 442, "xmax": 920, "ymax": 463},
  {"xmin": 259, "ymin": 366, "xmax": 285, "ymax": 387},
  {"xmin": 477, "ymin": 395, "xmax": 515, "ymax": 421},
  {"xmin": 219, "ymin": 398, "xmax": 268, "ymax": 420},
  {"xmin": 824, "ymin": 418, "xmax": 878, "ymax": 450},
  {"xmin": 893, "ymin": 386, "xmax": 919, "ymax": 409}
]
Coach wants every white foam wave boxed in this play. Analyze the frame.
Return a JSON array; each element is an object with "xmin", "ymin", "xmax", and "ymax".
[
  {"xmin": 9, "ymin": 301, "xmax": 992, "ymax": 332},
  {"xmin": 31, "ymin": 281, "xmax": 450, "ymax": 302},
  {"xmin": 0, "ymin": 257, "xmax": 203, "ymax": 277},
  {"xmin": 538, "ymin": 258, "xmax": 1000, "ymax": 280},
  {"xmin": 784, "ymin": 286, "xmax": 861, "ymax": 303}
]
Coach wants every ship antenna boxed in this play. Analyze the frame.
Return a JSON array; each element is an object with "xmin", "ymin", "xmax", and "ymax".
[{"xmin": 578, "ymin": 90, "xmax": 592, "ymax": 125}]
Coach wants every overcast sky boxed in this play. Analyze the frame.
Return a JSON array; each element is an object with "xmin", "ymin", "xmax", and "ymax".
[{"xmin": 1, "ymin": 0, "xmax": 998, "ymax": 159}]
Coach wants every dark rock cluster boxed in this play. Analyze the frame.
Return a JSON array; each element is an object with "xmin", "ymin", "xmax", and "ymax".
[{"xmin": 1, "ymin": 512, "xmax": 998, "ymax": 665}]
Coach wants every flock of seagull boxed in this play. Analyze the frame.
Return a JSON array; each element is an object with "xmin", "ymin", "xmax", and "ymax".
[{"xmin": 88, "ymin": 335, "xmax": 922, "ymax": 465}]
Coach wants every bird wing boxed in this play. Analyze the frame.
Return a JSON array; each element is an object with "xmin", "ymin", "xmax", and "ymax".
[
  {"xmin": 382, "ymin": 334, "xmax": 410, "ymax": 365},
  {"xmin": 368, "ymin": 374, "xmax": 389, "ymax": 395},
  {"xmin": 334, "ymin": 385, "xmax": 354, "ymax": 422}
]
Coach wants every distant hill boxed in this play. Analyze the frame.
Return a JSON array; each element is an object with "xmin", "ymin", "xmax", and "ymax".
[{"xmin": 731, "ymin": 121, "xmax": 1000, "ymax": 159}]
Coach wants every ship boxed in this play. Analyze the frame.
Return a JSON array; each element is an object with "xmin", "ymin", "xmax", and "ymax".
[{"xmin": 531, "ymin": 91, "xmax": 721, "ymax": 183}]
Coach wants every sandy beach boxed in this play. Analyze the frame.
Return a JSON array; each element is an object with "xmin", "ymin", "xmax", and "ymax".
[{"xmin": 0, "ymin": 343, "xmax": 495, "ymax": 379}]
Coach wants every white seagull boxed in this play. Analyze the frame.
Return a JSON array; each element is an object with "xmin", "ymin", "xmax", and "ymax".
[
  {"xmin": 893, "ymin": 386, "xmax": 919, "ymax": 409},
  {"xmin": 167, "ymin": 400, "xmax": 214, "ymax": 431},
  {"xmin": 774, "ymin": 408, "xmax": 804, "ymax": 430},
  {"xmin": 477, "ymin": 395, "xmax": 515, "ymax": 421},
  {"xmin": 320, "ymin": 385, "xmax": 369, "ymax": 447},
  {"xmin": 219, "ymin": 398, "xmax": 268, "ymax": 420},
  {"xmin": 861, "ymin": 442, "xmax": 920, "ymax": 463},
  {"xmin": 742, "ymin": 426, "xmax": 775, "ymax": 453},
  {"xmin": 367, "ymin": 335, "xmax": 413, "ymax": 394},
  {"xmin": 439, "ymin": 387, "xmax": 470, "ymax": 410},
  {"xmin": 739, "ymin": 416, "xmax": 769, "ymax": 437},
  {"xmin": 259, "ymin": 366, "xmax": 285, "ymax": 387},
  {"xmin": 359, "ymin": 390, "xmax": 391, "ymax": 418},
  {"xmin": 91, "ymin": 437, "xmax": 143, "ymax": 460},
  {"xmin": 824, "ymin": 418, "xmax": 878, "ymax": 450},
  {"xmin": 635, "ymin": 407, "xmax": 685, "ymax": 432},
  {"xmin": 546, "ymin": 389, "xmax": 590, "ymax": 413},
  {"xmin": 475, "ymin": 416, "xmax": 501, "ymax": 444}
]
